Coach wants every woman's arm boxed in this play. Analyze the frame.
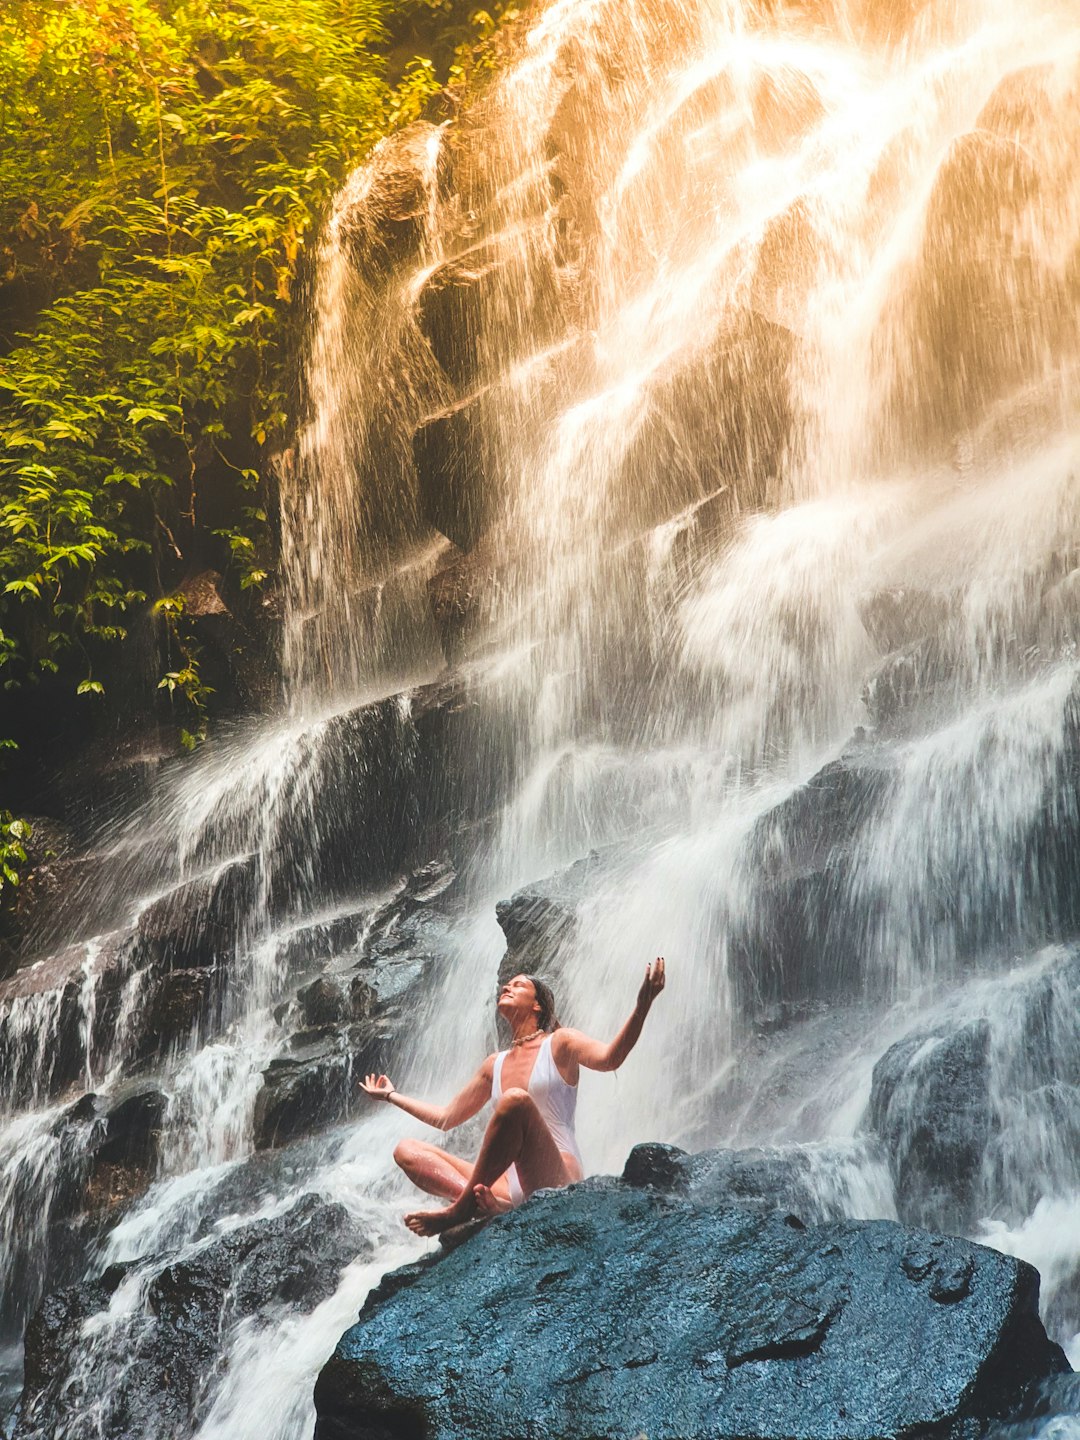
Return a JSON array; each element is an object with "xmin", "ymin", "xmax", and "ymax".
[
  {"xmin": 554, "ymin": 957, "xmax": 665, "ymax": 1073},
  {"xmin": 359, "ymin": 1055, "xmax": 494, "ymax": 1132}
]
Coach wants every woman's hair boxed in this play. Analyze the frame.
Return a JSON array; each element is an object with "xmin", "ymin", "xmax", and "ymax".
[{"xmin": 525, "ymin": 974, "xmax": 560, "ymax": 1031}]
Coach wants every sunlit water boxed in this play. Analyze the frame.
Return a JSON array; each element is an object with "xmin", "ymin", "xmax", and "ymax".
[{"xmin": 4, "ymin": 0, "xmax": 1080, "ymax": 1434}]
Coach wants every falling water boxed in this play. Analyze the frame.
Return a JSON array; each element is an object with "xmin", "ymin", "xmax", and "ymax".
[{"xmin": 4, "ymin": 0, "xmax": 1080, "ymax": 1432}]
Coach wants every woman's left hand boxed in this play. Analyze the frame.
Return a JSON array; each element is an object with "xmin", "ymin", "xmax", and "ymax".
[{"xmin": 637, "ymin": 956, "xmax": 666, "ymax": 1010}]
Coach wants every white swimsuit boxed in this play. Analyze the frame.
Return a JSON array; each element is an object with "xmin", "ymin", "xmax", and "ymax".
[{"xmin": 492, "ymin": 1034, "xmax": 582, "ymax": 1204}]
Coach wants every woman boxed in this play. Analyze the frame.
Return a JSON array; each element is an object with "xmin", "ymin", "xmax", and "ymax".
[{"xmin": 361, "ymin": 958, "xmax": 666, "ymax": 1235}]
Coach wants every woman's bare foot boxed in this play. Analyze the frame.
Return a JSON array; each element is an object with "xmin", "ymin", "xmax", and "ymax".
[
  {"xmin": 472, "ymin": 1183, "xmax": 513, "ymax": 1216},
  {"xmin": 404, "ymin": 1199, "xmax": 473, "ymax": 1236}
]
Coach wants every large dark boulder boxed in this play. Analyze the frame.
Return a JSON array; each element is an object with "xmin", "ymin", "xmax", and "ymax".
[
  {"xmin": 18, "ymin": 1194, "xmax": 368, "ymax": 1440},
  {"xmin": 867, "ymin": 1018, "xmax": 995, "ymax": 1235},
  {"xmin": 623, "ymin": 1137, "xmax": 890, "ymax": 1224},
  {"xmin": 0, "ymin": 935, "xmax": 133, "ymax": 1108},
  {"xmin": 336, "ymin": 122, "xmax": 451, "ymax": 269},
  {"xmin": 865, "ymin": 947, "xmax": 1080, "ymax": 1246},
  {"xmin": 495, "ymin": 851, "xmax": 607, "ymax": 988},
  {"xmin": 314, "ymin": 1182, "xmax": 1068, "ymax": 1440},
  {"xmin": 254, "ymin": 864, "xmax": 457, "ymax": 1149},
  {"xmin": 135, "ymin": 854, "xmax": 260, "ymax": 971},
  {"xmin": 414, "ymin": 236, "xmax": 564, "ymax": 391},
  {"xmin": 411, "ymin": 396, "xmax": 491, "ymax": 552}
]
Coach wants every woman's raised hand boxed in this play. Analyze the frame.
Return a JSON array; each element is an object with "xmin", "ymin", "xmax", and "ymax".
[
  {"xmin": 637, "ymin": 956, "xmax": 666, "ymax": 1010},
  {"xmin": 360, "ymin": 1073, "xmax": 396, "ymax": 1101}
]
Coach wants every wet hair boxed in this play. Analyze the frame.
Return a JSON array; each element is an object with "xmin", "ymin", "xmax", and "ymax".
[{"xmin": 524, "ymin": 974, "xmax": 560, "ymax": 1032}]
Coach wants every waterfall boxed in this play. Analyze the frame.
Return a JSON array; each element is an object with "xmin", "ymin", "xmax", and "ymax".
[{"xmin": 5, "ymin": 0, "xmax": 1080, "ymax": 1433}]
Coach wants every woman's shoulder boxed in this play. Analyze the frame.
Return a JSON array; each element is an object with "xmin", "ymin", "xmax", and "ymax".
[{"xmin": 548, "ymin": 1027, "xmax": 582, "ymax": 1057}]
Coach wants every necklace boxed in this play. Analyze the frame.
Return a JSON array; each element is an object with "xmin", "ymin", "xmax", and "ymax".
[{"xmin": 510, "ymin": 1028, "xmax": 545, "ymax": 1048}]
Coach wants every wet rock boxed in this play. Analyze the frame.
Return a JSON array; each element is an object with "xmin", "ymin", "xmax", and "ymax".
[
  {"xmin": 93, "ymin": 1084, "xmax": 166, "ymax": 1171},
  {"xmin": 135, "ymin": 855, "xmax": 260, "ymax": 971},
  {"xmin": 83, "ymin": 1083, "xmax": 168, "ymax": 1215},
  {"xmin": 314, "ymin": 1182, "xmax": 1068, "ymax": 1440},
  {"xmin": 863, "ymin": 634, "xmax": 951, "ymax": 730},
  {"xmin": 140, "ymin": 966, "xmax": 220, "ymax": 1058},
  {"xmin": 415, "ymin": 236, "xmax": 563, "ymax": 390},
  {"xmin": 255, "ymin": 862, "xmax": 459, "ymax": 1149},
  {"xmin": 174, "ymin": 569, "xmax": 279, "ymax": 715},
  {"xmin": 264, "ymin": 697, "xmax": 447, "ymax": 915},
  {"xmin": 727, "ymin": 754, "xmax": 891, "ymax": 1011},
  {"xmin": 18, "ymin": 1194, "xmax": 368, "ymax": 1440},
  {"xmin": 986, "ymin": 1371, "xmax": 1080, "ymax": 1440},
  {"xmin": 8, "ymin": 854, "xmax": 110, "ymax": 964},
  {"xmin": 861, "ymin": 586, "xmax": 953, "ymax": 655},
  {"xmin": 298, "ymin": 975, "xmax": 350, "ymax": 1029},
  {"xmin": 0, "ymin": 937, "xmax": 131, "ymax": 1107},
  {"xmin": 890, "ymin": 57, "xmax": 1080, "ymax": 443},
  {"xmin": 412, "ymin": 395, "xmax": 490, "ymax": 552},
  {"xmin": 252, "ymin": 1031, "xmax": 376, "ymax": 1150},
  {"xmin": 618, "ymin": 310, "xmax": 794, "ymax": 524},
  {"xmin": 337, "ymin": 122, "xmax": 449, "ymax": 269},
  {"xmin": 623, "ymin": 1138, "xmax": 889, "ymax": 1224},
  {"xmin": 867, "ymin": 1018, "xmax": 995, "ymax": 1234},
  {"xmin": 866, "ymin": 947, "xmax": 1080, "ymax": 1239},
  {"xmin": 426, "ymin": 539, "xmax": 498, "ymax": 661},
  {"xmin": 495, "ymin": 852, "xmax": 605, "ymax": 985}
]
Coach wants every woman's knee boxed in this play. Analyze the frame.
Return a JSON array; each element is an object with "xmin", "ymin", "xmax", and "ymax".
[
  {"xmin": 494, "ymin": 1087, "xmax": 535, "ymax": 1118},
  {"xmin": 394, "ymin": 1138, "xmax": 425, "ymax": 1169}
]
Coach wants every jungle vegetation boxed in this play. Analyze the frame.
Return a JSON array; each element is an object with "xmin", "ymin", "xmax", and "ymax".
[{"xmin": 0, "ymin": 0, "xmax": 516, "ymax": 877}]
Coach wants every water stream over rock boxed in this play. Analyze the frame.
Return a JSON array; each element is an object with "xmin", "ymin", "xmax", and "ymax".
[{"xmin": 5, "ymin": 0, "xmax": 1080, "ymax": 1433}]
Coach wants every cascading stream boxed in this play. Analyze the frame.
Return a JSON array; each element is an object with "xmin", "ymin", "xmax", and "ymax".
[{"xmin": 4, "ymin": 0, "xmax": 1080, "ymax": 1434}]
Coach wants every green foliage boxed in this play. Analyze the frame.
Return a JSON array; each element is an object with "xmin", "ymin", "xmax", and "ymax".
[
  {"xmin": 0, "ymin": 812, "xmax": 31, "ymax": 893},
  {"xmin": 0, "ymin": 0, "xmax": 511, "ymax": 716}
]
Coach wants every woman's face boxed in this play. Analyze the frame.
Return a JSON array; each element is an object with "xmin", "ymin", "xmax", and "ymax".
[{"xmin": 497, "ymin": 974, "xmax": 540, "ymax": 1022}]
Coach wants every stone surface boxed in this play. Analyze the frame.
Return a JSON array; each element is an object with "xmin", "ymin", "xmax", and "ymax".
[
  {"xmin": 495, "ymin": 851, "xmax": 605, "ymax": 986},
  {"xmin": 414, "ymin": 236, "xmax": 563, "ymax": 390},
  {"xmin": 868, "ymin": 1018, "xmax": 995, "ymax": 1235},
  {"xmin": 0, "ymin": 936, "xmax": 132, "ymax": 1108},
  {"xmin": 412, "ymin": 396, "xmax": 490, "ymax": 552},
  {"xmin": 623, "ymin": 1138, "xmax": 888, "ymax": 1224},
  {"xmin": 18, "ymin": 1194, "xmax": 368, "ymax": 1440},
  {"xmin": 254, "ymin": 865, "xmax": 458, "ymax": 1150},
  {"xmin": 135, "ymin": 855, "xmax": 260, "ymax": 971},
  {"xmin": 338, "ymin": 122, "xmax": 450, "ymax": 268},
  {"xmin": 866, "ymin": 946, "xmax": 1080, "ymax": 1241},
  {"xmin": 314, "ymin": 1182, "xmax": 1068, "ymax": 1440}
]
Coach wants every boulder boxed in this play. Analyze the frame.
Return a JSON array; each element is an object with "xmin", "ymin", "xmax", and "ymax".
[
  {"xmin": 426, "ymin": 539, "xmax": 500, "ymax": 661},
  {"xmin": 254, "ymin": 871, "xmax": 457, "ymax": 1149},
  {"xmin": 414, "ymin": 236, "xmax": 564, "ymax": 390},
  {"xmin": 135, "ymin": 854, "xmax": 260, "ymax": 971},
  {"xmin": 727, "ymin": 752, "xmax": 891, "ymax": 1012},
  {"xmin": 138, "ymin": 966, "xmax": 221, "ymax": 1058},
  {"xmin": 337, "ymin": 122, "xmax": 450, "ymax": 269},
  {"xmin": 860, "ymin": 587, "xmax": 952, "ymax": 655},
  {"xmin": 252, "ymin": 1029, "xmax": 383, "ymax": 1150},
  {"xmin": 867, "ymin": 1019, "xmax": 995, "ymax": 1235},
  {"xmin": 314, "ymin": 1182, "xmax": 1068, "ymax": 1440},
  {"xmin": 623, "ymin": 1137, "xmax": 890, "ymax": 1224},
  {"xmin": 173, "ymin": 569, "xmax": 279, "ymax": 715},
  {"xmin": 0, "ymin": 1097, "xmax": 102, "ymax": 1340},
  {"xmin": 865, "ymin": 947, "xmax": 1080, "ymax": 1236},
  {"xmin": 82, "ymin": 1083, "xmax": 168, "ymax": 1216},
  {"xmin": 263, "ymin": 697, "xmax": 451, "ymax": 916},
  {"xmin": 0, "ymin": 935, "xmax": 131, "ymax": 1108},
  {"xmin": 412, "ymin": 395, "xmax": 491, "ymax": 552},
  {"xmin": 18, "ymin": 1194, "xmax": 368, "ymax": 1440},
  {"xmin": 495, "ymin": 852, "xmax": 606, "ymax": 985}
]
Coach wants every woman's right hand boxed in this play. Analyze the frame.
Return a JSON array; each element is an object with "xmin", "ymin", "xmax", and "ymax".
[{"xmin": 360, "ymin": 1073, "xmax": 396, "ymax": 1101}]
